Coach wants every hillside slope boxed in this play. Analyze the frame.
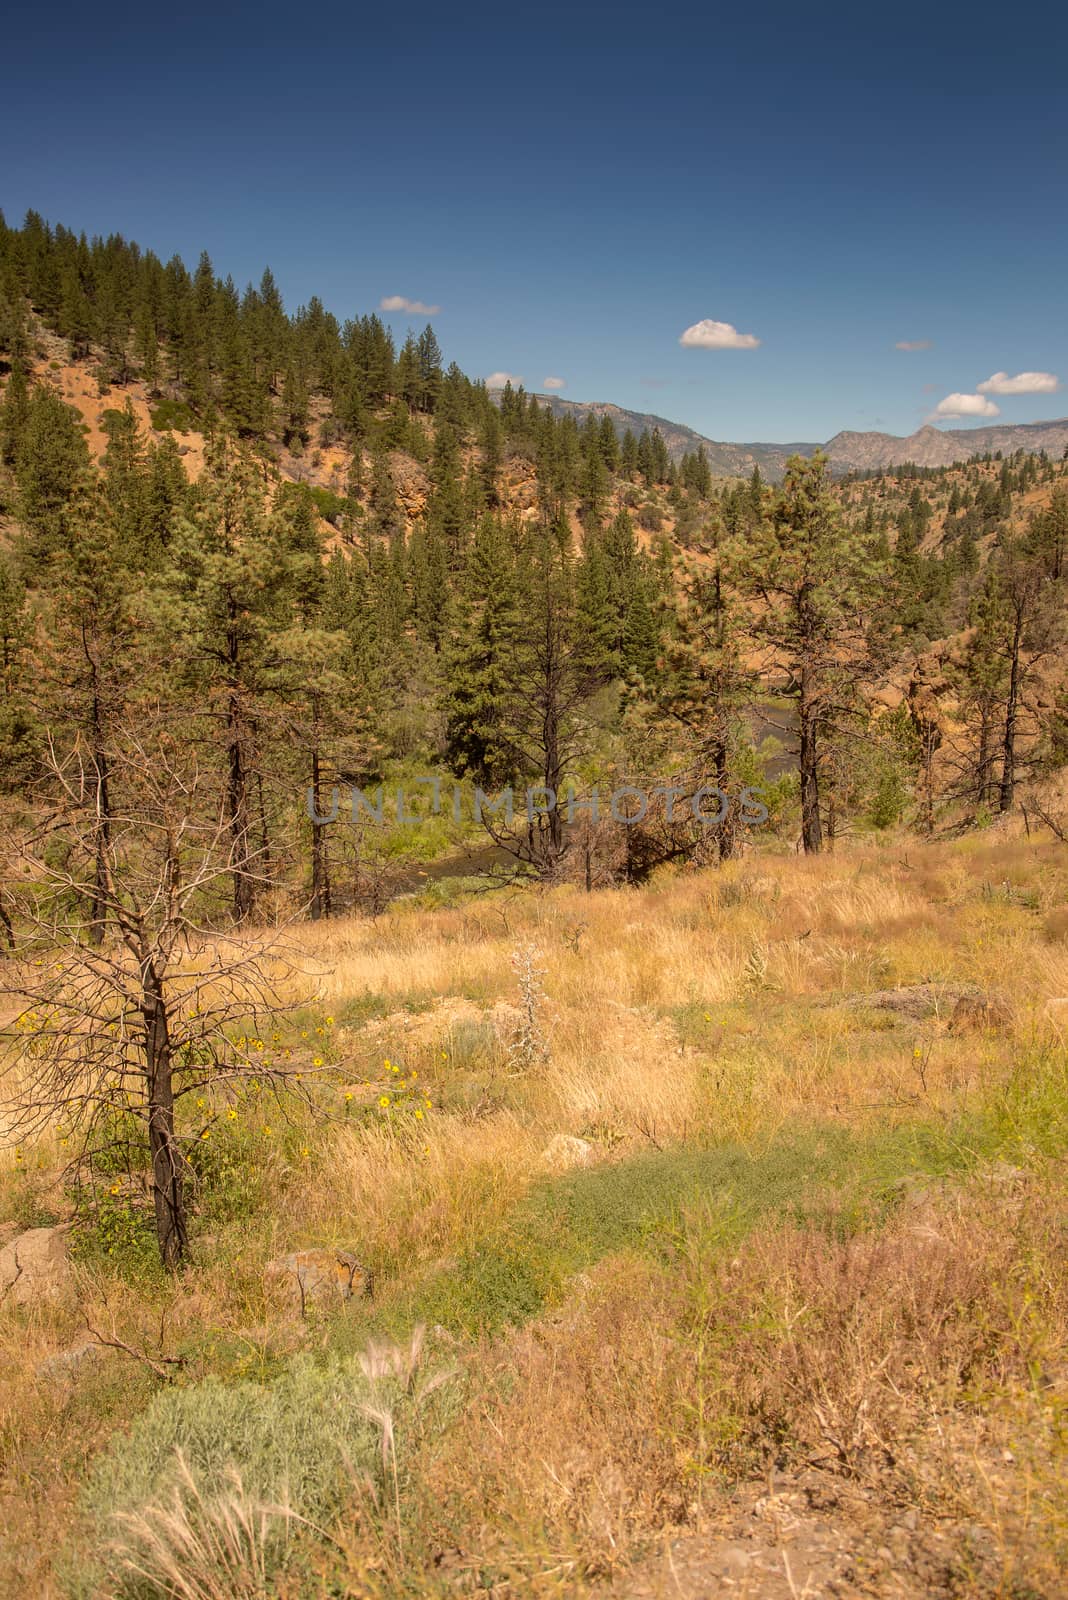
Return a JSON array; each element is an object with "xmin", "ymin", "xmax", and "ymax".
[{"xmin": 528, "ymin": 394, "xmax": 814, "ymax": 479}]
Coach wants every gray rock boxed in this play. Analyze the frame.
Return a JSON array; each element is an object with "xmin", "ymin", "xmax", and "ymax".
[
  {"xmin": 36, "ymin": 1335, "xmax": 107, "ymax": 1384},
  {"xmin": 263, "ymin": 1247, "xmax": 373, "ymax": 1316},
  {"xmin": 0, "ymin": 1225, "xmax": 72, "ymax": 1307}
]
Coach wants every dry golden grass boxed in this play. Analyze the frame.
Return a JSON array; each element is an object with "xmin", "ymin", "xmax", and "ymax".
[
  {"xmin": 411, "ymin": 1180, "xmax": 1068, "ymax": 1596},
  {"xmin": 2, "ymin": 830, "xmax": 1067, "ymax": 1596}
]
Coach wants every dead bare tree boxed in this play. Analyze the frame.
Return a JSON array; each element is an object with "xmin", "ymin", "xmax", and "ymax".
[
  {"xmin": 1021, "ymin": 799, "xmax": 1068, "ymax": 844},
  {"xmin": 0, "ymin": 729, "xmax": 312, "ymax": 1269}
]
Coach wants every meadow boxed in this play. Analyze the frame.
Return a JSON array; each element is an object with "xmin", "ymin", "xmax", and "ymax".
[{"xmin": 1, "ymin": 829, "xmax": 1067, "ymax": 1597}]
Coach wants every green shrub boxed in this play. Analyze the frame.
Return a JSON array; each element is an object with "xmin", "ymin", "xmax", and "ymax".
[
  {"xmin": 149, "ymin": 398, "xmax": 196, "ymax": 433},
  {"xmin": 306, "ymin": 484, "xmax": 348, "ymax": 526},
  {"xmin": 75, "ymin": 1344, "xmax": 458, "ymax": 1597},
  {"xmin": 70, "ymin": 1187, "xmax": 162, "ymax": 1281}
]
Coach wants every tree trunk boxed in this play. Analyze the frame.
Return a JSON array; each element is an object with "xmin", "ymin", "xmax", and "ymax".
[
  {"xmin": 227, "ymin": 726, "xmax": 254, "ymax": 921},
  {"xmin": 255, "ymin": 766, "xmax": 271, "ymax": 887},
  {"xmin": 84, "ymin": 628, "xmax": 113, "ymax": 946},
  {"xmin": 529, "ymin": 612, "xmax": 567, "ymax": 879},
  {"xmin": 310, "ymin": 746, "xmax": 332, "ymax": 920},
  {"xmin": 715, "ymin": 732, "xmax": 735, "ymax": 862},
  {"xmin": 798, "ymin": 664, "xmax": 822, "ymax": 854},
  {"xmin": 142, "ymin": 961, "xmax": 186, "ymax": 1269},
  {"xmin": 977, "ymin": 701, "xmax": 995, "ymax": 811},
  {"xmin": 998, "ymin": 608, "xmax": 1023, "ymax": 814},
  {"xmin": 224, "ymin": 599, "xmax": 257, "ymax": 923},
  {"xmin": 89, "ymin": 742, "xmax": 111, "ymax": 946}
]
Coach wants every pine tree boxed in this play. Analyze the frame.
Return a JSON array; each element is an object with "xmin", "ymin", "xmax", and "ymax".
[
  {"xmin": 652, "ymin": 522, "xmax": 751, "ymax": 859},
  {"xmin": 368, "ymin": 439, "xmax": 403, "ymax": 544},
  {"xmin": 740, "ymin": 453, "xmax": 885, "ymax": 853},
  {"xmin": 0, "ymin": 554, "xmax": 36, "ymax": 790},
  {"xmin": 408, "ymin": 521, "xmax": 450, "ymax": 651},
  {"xmin": 416, "ymin": 326, "xmax": 443, "ymax": 414},
  {"xmin": 620, "ymin": 429, "xmax": 639, "ymax": 480},
  {"xmin": 33, "ymin": 478, "xmax": 141, "ymax": 940},
  {"xmin": 163, "ymin": 435, "xmax": 300, "ymax": 920},
  {"xmin": 0, "ymin": 359, "xmax": 29, "ymax": 468},
  {"xmin": 396, "ymin": 334, "xmax": 420, "ymax": 416},
  {"xmin": 142, "ymin": 434, "xmax": 188, "ymax": 556},
  {"xmin": 427, "ymin": 422, "xmax": 467, "ymax": 567},
  {"xmin": 958, "ymin": 566, "xmax": 1008, "ymax": 813},
  {"xmin": 59, "ymin": 265, "xmax": 92, "ymax": 360},
  {"xmin": 1025, "ymin": 486, "xmax": 1068, "ymax": 582},
  {"xmin": 442, "ymin": 516, "xmax": 523, "ymax": 788},
  {"xmin": 13, "ymin": 385, "xmax": 90, "ymax": 562},
  {"xmin": 133, "ymin": 299, "xmax": 161, "ymax": 388},
  {"xmin": 281, "ymin": 364, "xmax": 311, "ymax": 451},
  {"xmin": 101, "ymin": 399, "xmax": 151, "ymax": 565},
  {"xmin": 479, "ymin": 406, "xmax": 502, "ymax": 507}
]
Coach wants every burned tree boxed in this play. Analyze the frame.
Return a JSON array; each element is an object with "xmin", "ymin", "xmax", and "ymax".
[{"xmin": 1, "ymin": 731, "xmax": 305, "ymax": 1268}]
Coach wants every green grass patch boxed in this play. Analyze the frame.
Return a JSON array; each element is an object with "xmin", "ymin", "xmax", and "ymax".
[
  {"xmin": 330, "ymin": 990, "xmax": 435, "ymax": 1028},
  {"xmin": 375, "ymin": 1048, "xmax": 1067, "ymax": 1339}
]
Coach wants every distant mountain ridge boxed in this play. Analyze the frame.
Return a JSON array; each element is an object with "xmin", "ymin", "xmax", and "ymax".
[
  {"xmin": 819, "ymin": 419, "xmax": 1068, "ymax": 474},
  {"xmin": 528, "ymin": 394, "xmax": 1068, "ymax": 480}
]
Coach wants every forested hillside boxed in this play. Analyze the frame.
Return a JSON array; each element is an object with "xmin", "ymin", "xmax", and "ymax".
[
  {"xmin": 3, "ymin": 219, "xmax": 1068, "ymax": 1600},
  {"xmin": 1, "ymin": 209, "xmax": 1066, "ymax": 929}
]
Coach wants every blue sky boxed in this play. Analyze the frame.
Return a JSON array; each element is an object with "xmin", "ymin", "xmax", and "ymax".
[{"xmin": 3, "ymin": 0, "xmax": 1065, "ymax": 442}]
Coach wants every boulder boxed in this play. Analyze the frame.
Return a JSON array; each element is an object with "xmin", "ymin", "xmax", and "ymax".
[
  {"xmin": 36, "ymin": 1335, "xmax": 108, "ymax": 1385},
  {"xmin": 949, "ymin": 993, "xmax": 1013, "ymax": 1034},
  {"xmin": 264, "ymin": 1248, "xmax": 373, "ymax": 1317},
  {"xmin": 0, "ymin": 1225, "xmax": 72, "ymax": 1307}
]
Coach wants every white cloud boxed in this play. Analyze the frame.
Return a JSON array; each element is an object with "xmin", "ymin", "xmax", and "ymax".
[
  {"xmin": 485, "ymin": 371, "xmax": 522, "ymax": 389},
  {"xmin": 679, "ymin": 318, "xmax": 760, "ymax": 350},
  {"xmin": 977, "ymin": 370, "xmax": 1060, "ymax": 395},
  {"xmin": 930, "ymin": 392, "xmax": 1001, "ymax": 420},
  {"xmin": 896, "ymin": 339, "xmax": 932, "ymax": 351},
  {"xmin": 543, "ymin": 376, "xmax": 566, "ymax": 390},
  {"xmin": 379, "ymin": 295, "xmax": 441, "ymax": 315}
]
